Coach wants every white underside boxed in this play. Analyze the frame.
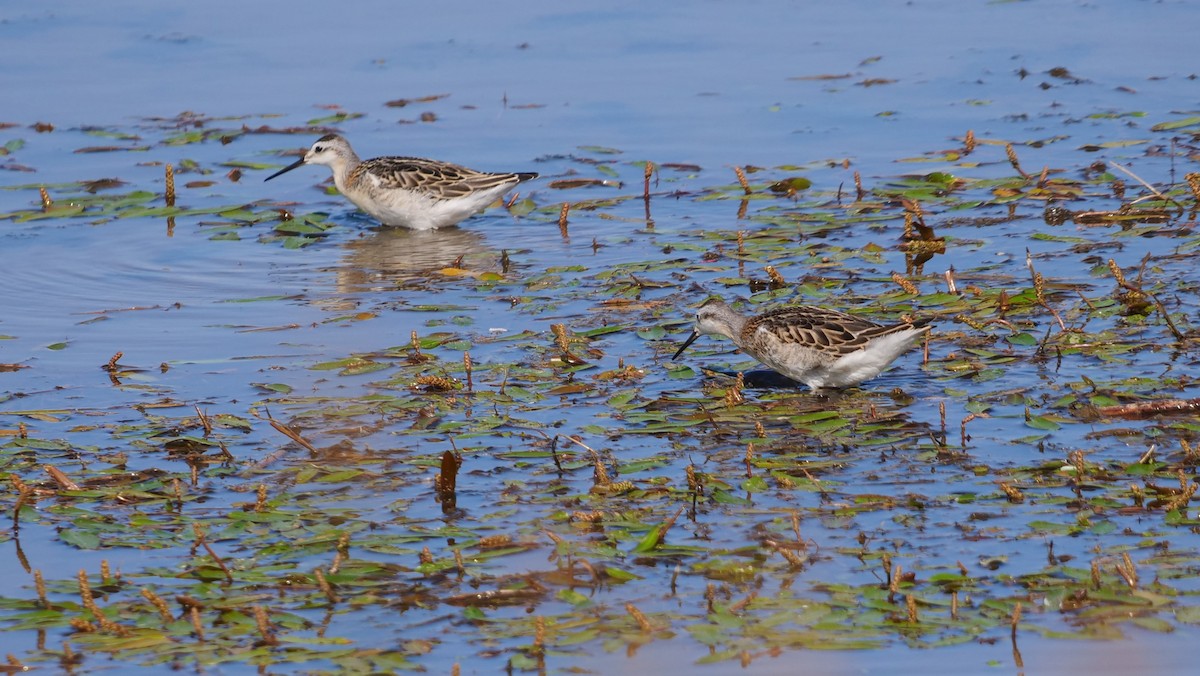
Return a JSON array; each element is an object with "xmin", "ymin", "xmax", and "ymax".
[{"xmin": 343, "ymin": 177, "xmax": 514, "ymax": 230}]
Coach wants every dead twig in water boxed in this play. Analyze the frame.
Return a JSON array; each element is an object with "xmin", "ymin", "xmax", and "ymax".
[
  {"xmin": 1010, "ymin": 602, "xmax": 1024, "ymax": 669},
  {"xmin": 43, "ymin": 465, "xmax": 80, "ymax": 491},
  {"xmin": 1026, "ymin": 251, "xmax": 1066, "ymax": 331},
  {"xmin": 256, "ymin": 408, "xmax": 318, "ymax": 454},
  {"xmin": 1107, "ymin": 257, "xmax": 1184, "ymax": 341},
  {"xmin": 11, "ymin": 475, "xmax": 34, "ymax": 533},
  {"xmin": 1093, "ymin": 398, "xmax": 1200, "ymax": 419},
  {"xmin": 1107, "ymin": 160, "xmax": 1184, "ymax": 213},
  {"xmin": 191, "ymin": 524, "xmax": 234, "ymax": 584},
  {"xmin": 194, "ymin": 405, "xmax": 212, "ymax": 437}
]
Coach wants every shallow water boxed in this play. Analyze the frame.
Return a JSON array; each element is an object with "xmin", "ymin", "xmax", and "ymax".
[{"xmin": 3, "ymin": 0, "xmax": 1200, "ymax": 673}]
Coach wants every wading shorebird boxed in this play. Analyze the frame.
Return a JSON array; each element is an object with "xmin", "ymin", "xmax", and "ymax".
[
  {"xmin": 265, "ymin": 134, "xmax": 537, "ymax": 230},
  {"xmin": 672, "ymin": 298, "xmax": 931, "ymax": 390}
]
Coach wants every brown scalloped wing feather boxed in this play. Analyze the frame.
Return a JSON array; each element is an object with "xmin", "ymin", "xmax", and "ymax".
[
  {"xmin": 351, "ymin": 158, "xmax": 523, "ymax": 200},
  {"xmin": 745, "ymin": 306, "xmax": 923, "ymax": 357}
]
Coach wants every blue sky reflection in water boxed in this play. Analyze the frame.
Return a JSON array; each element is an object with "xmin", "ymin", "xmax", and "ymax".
[
  {"xmin": 2, "ymin": 0, "xmax": 1200, "ymax": 673},
  {"xmin": 3, "ymin": 0, "xmax": 1198, "ymax": 165}
]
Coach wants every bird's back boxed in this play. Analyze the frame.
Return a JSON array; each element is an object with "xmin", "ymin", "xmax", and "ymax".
[{"xmin": 742, "ymin": 306, "xmax": 929, "ymax": 389}]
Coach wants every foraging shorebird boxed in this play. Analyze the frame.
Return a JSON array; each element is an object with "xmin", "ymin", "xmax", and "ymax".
[
  {"xmin": 672, "ymin": 298, "xmax": 930, "ymax": 390},
  {"xmin": 265, "ymin": 134, "xmax": 537, "ymax": 230}
]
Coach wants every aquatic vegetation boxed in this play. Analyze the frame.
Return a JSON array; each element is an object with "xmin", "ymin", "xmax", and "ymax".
[{"xmin": 5, "ymin": 82, "xmax": 1200, "ymax": 675}]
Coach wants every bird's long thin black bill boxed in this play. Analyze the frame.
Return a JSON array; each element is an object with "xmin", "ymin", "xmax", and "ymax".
[
  {"xmin": 671, "ymin": 330, "xmax": 701, "ymax": 360},
  {"xmin": 264, "ymin": 157, "xmax": 307, "ymax": 182}
]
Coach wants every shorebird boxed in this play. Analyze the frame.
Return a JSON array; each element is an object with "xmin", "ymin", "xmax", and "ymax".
[
  {"xmin": 672, "ymin": 298, "xmax": 930, "ymax": 390},
  {"xmin": 264, "ymin": 134, "xmax": 537, "ymax": 229}
]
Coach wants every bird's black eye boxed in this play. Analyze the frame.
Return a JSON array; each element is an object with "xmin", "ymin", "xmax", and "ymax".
[{"xmin": 314, "ymin": 146, "xmax": 324, "ymax": 152}]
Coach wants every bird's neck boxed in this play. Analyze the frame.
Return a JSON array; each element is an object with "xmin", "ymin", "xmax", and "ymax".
[
  {"xmin": 330, "ymin": 153, "xmax": 361, "ymax": 192},
  {"xmin": 721, "ymin": 315, "xmax": 748, "ymax": 339}
]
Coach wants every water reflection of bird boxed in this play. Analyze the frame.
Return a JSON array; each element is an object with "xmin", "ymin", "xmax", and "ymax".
[
  {"xmin": 265, "ymin": 134, "xmax": 537, "ymax": 230},
  {"xmin": 672, "ymin": 298, "xmax": 930, "ymax": 390},
  {"xmin": 334, "ymin": 227, "xmax": 501, "ymax": 293}
]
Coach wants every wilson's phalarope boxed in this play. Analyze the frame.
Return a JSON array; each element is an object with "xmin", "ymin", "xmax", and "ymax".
[
  {"xmin": 265, "ymin": 134, "xmax": 537, "ymax": 230},
  {"xmin": 672, "ymin": 298, "xmax": 930, "ymax": 390}
]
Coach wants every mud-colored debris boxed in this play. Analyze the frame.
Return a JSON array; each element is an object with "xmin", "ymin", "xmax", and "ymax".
[
  {"xmin": 43, "ymin": 465, "xmax": 80, "ymax": 491},
  {"xmin": 434, "ymin": 449, "xmax": 461, "ymax": 506},
  {"xmin": 445, "ymin": 587, "xmax": 544, "ymax": 607},
  {"xmin": 413, "ymin": 375, "xmax": 460, "ymax": 391},
  {"xmin": 767, "ymin": 176, "xmax": 812, "ymax": 196},
  {"xmin": 385, "ymin": 94, "xmax": 450, "ymax": 107},
  {"xmin": 548, "ymin": 178, "xmax": 620, "ymax": 189}
]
